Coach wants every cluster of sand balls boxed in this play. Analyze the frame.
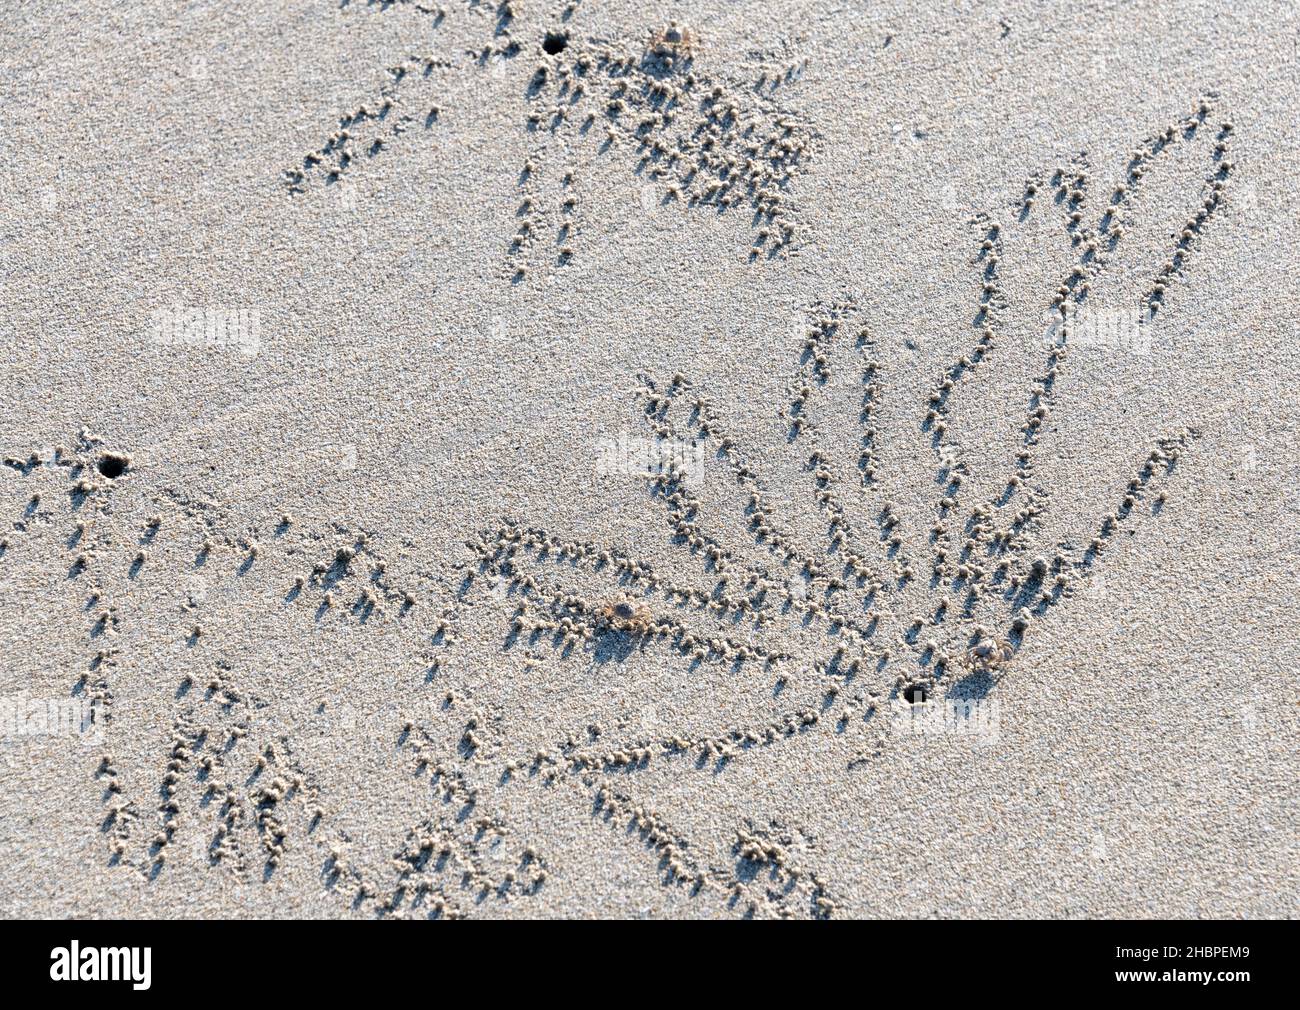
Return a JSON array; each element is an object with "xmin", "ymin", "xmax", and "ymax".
[
  {"xmin": 590, "ymin": 783, "xmax": 838, "ymax": 916},
  {"xmin": 387, "ymin": 820, "xmax": 546, "ymax": 914},
  {"xmin": 283, "ymin": 54, "xmax": 450, "ymax": 193},
  {"xmin": 1088, "ymin": 97, "xmax": 1233, "ymax": 314},
  {"xmin": 145, "ymin": 721, "xmax": 203, "ymax": 869},
  {"xmin": 516, "ymin": 20, "xmax": 816, "ymax": 264},
  {"xmin": 734, "ymin": 823, "xmax": 839, "ymax": 918},
  {"xmin": 594, "ymin": 783, "xmax": 707, "ymax": 889},
  {"xmin": 882, "ymin": 100, "xmax": 1230, "ymax": 692},
  {"xmin": 782, "ymin": 307, "xmax": 913, "ymax": 587},
  {"xmin": 391, "ymin": 727, "xmax": 550, "ymax": 908},
  {"xmin": 96, "ymin": 751, "xmax": 135, "ymax": 859},
  {"xmin": 281, "ymin": 11, "xmax": 817, "ymax": 268}
]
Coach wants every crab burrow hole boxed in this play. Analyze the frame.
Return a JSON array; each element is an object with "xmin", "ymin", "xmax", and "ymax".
[{"xmin": 97, "ymin": 453, "xmax": 130, "ymax": 479}]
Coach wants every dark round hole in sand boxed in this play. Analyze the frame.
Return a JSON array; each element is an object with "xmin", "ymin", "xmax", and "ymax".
[
  {"xmin": 97, "ymin": 453, "xmax": 129, "ymax": 479},
  {"xmin": 542, "ymin": 31, "xmax": 568, "ymax": 55},
  {"xmin": 903, "ymin": 684, "xmax": 928, "ymax": 705}
]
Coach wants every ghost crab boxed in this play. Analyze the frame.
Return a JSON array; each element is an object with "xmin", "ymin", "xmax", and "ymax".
[
  {"xmin": 964, "ymin": 637, "xmax": 1016, "ymax": 676},
  {"xmin": 594, "ymin": 596, "xmax": 655, "ymax": 636}
]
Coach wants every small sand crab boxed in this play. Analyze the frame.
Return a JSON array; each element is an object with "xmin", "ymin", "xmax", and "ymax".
[
  {"xmin": 965, "ymin": 637, "xmax": 1015, "ymax": 675},
  {"xmin": 647, "ymin": 21, "xmax": 698, "ymax": 62},
  {"xmin": 594, "ymin": 597, "xmax": 654, "ymax": 635}
]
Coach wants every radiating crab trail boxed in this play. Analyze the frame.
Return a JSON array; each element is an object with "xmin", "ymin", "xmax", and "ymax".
[
  {"xmin": 898, "ymin": 99, "xmax": 1234, "ymax": 688},
  {"xmin": 641, "ymin": 352, "xmax": 945, "ymax": 693},
  {"xmin": 458, "ymin": 522, "xmax": 891, "ymax": 779},
  {"xmin": 631, "ymin": 342, "xmax": 1009, "ymax": 701},
  {"xmin": 509, "ymin": 15, "xmax": 819, "ymax": 275},
  {"xmin": 467, "ymin": 519, "xmax": 872, "ymax": 682},
  {"xmin": 640, "ymin": 375, "xmax": 891, "ymax": 648},
  {"xmin": 781, "ymin": 301, "xmax": 917, "ymax": 590},
  {"xmin": 465, "ymin": 520, "xmax": 812, "ymax": 650},
  {"xmin": 921, "ymin": 165, "xmax": 1100, "ymax": 601},
  {"xmin": 661, "ymin": 335, "xmax": 1009, "ymax": 697},
  {"xmin": 406, "ymin": 97, "xmax": 1238, "ymax": 909},
  {"xmin": 653, "ymin": 386, "xmax": 913, "ymax": 704},
  {"xmin": 582, "ymin": 778, "xmax": 841, "ymax": 918}
]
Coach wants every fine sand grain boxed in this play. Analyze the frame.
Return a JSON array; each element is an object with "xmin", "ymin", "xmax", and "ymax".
[{"xmin": 1, "ymin": 0, "xmax": 1297, "ymax": 918}]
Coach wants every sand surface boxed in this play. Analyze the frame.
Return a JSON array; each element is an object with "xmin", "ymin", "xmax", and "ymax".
[{"xmin": 1, "ymin": 0, "xmax": 1297, "ymax": 918}]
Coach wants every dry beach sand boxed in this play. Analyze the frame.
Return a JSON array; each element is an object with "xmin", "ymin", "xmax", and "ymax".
[{"xmin": 1, "ymin": 0, "xmax": 1297, "ymax": 918}]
